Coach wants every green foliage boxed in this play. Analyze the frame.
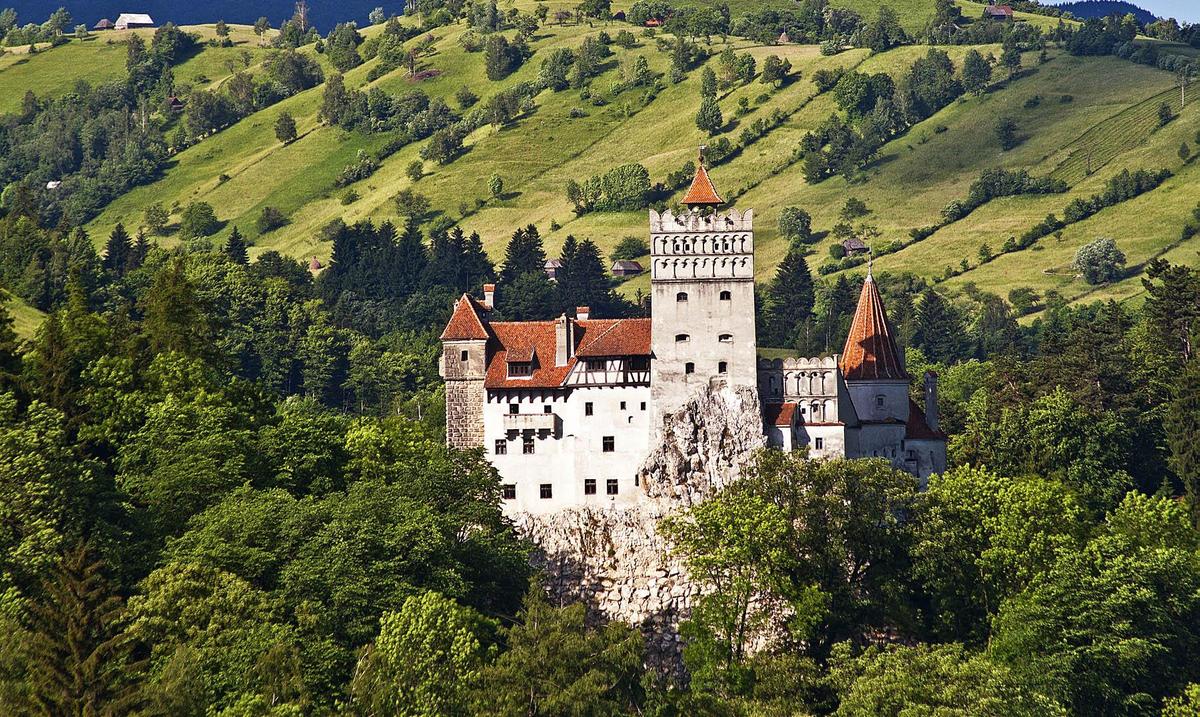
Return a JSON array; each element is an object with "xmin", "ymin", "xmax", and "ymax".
[
  {"xmin": 143, "ymin": 203, "xmax": 170, "ymax": 236},
  {"xmin": 1073, "ymin": 237, "xmax": 1126, "ymax": 285},
  {"xmin": 179, "ymin": 202, "xmax": 220, "ymax": 240},
  {"xmin": 695, "ymin": 96, "xmax": 723, "ymax": 135},
  {"xmin": 778, "ymin": 206, "xmax": 813, "ymax": 242},
  {"xmin": 471, "ymin": 585, "xmax": 645, "ymax": 715},
  {"xmin": 610, "ymin": 236, "xmax": 648, "ymax": 261},
  {"xmin": 961, "ymin": 49, "xmax": 992, "ymax": 95},
  {"xmin": 761, "ymin": 245, "xmax": 815, "ymax": 348},
  {"xmin": 1166, "ymin": 357, "xmax": 1200, "ymax": 525},
  {"xmin": 256, "ymin": 207, "xmax": 287, "ymax": 234},
  {"xmin": 996, "ymin": 116, "xmax": 1019, "ymax": 150},
  {"xmin": 274, "ymin": 112, "xmax": 298, "ymax": 144}
]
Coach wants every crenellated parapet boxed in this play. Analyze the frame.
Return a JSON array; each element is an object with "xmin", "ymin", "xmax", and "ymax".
[
  {"xmin": 649, "ymin": 207, "xmax": 754, "ymax": 236},
  {"xmin": 757, "ymin": 355, "xmax": 841, "ymax": 405},
  {"xmin": 649, "ymin": 208, "xmax": 755, "ymax": 282}
]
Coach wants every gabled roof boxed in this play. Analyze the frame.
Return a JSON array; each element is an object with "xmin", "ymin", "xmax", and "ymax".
[
  {"xmin": 94, "ymin": 18, "xmax": 114, "ymax": 28},
  {"xmin": 611, "ymin": 260, "xmax": 643, "ymax": 271},
  {"xmin": 440, "ymin": 294, "xmax": 491, "ymax": 341},
  {"xmin": 839, "ymin": 272, "xmax": 908, "ymax": 381},
  {"xmin": 682, "ymin": 161, "xmax": 723, "ymax": 207},
  {"xmin": 483, "ymin": 318, "xmax": 652, "ymax": 389},
  {"xmin": 983, "ymin": 5, "xmax": 1014, "ymax": 16},
  {"xmin": 764, "ymin": 402, "xmax": 797, "ymax": 427},
  {"xmin": 906, "ymin": 399, "xmax": 946, "ymax": 440},
  {"xmin": 116, "ymin": 13, "xmax": 154, "ymax": 24}
]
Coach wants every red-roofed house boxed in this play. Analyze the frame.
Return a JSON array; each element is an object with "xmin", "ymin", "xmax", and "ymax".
[
  {"xmin": 983, "ymin": 4, "xmax": 1014, "ymax": 20},
  {"xmin": 442, "ymin": 149, "xmax": 945, "ymax": 514}
]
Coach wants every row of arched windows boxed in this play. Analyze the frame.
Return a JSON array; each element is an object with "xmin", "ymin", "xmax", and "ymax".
[
  {"xmin": 655, "ymin": 257, "xmax": 749, "ymax": 280},
  {"xmin": 656, "ymin": 235, "xmax": 749, "ymax": 255},
  {"xmin": 674, "ymin": 333, "xmax": 734, "ymax": 343},
  {"xmin": 675, "ymin": 291, "xmax": 733, "ymax": 302}
]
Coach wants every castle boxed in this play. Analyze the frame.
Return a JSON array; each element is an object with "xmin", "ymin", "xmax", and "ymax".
[{"xmin": 440, "ymin": 160, "xmax": 946, "ymax": 514}]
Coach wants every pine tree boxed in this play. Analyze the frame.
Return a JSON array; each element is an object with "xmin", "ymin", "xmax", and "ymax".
[
  {"xmin": 0, "ymin": 299, "xmax": 21, "ymax": 392},
  {"xmin": 102, "ymin": 223, "xmax": 132, "ymax": 277},
  {"xmin": 1166, "ymin": 357, "xmax": 1200, "ymax": 526},
  {"xmin": 462, "ymin": 230, "xmax": 495, "ymax": 293},
  {"xmin": 225, "ymin": 226, "xmax": 249, "ymax": 265},
  {"xmin": 394, "ymin": 219, "xmax": 429, "ymax": 298},
  {"xmin": 24, "ymin": 543, "xmax": 143, "ymax": 716},
  {"xmin": 700, "ymin": 65, "xmax": 717, "ymax": 99},
  {"xmin": 140, "ymin": 256, "xmax": 211, "ymax": 358},
  {"xmin": 498, "ymin": 225, "xmax": 546, "ymax": 287},
  {"xmin": 914, "ymin": 287, "xmax": 967, "ymax": 364},
  {"xmin": 961, "ymin": 48, "xmax": 992, "ymax": 95},
  {"xmin": 763, "ymin": 245, "xmax": 815, "ymax": 347},
  {"xmin": 130, "ymin": 230, "xmax": 151, "ymax": 271},
  {"xmin": 557, "ymin": 238, "xmax": 613, "ymax": 316},
  {"xmin": 696, "ymin": 97, "xmax": 723, "ymax": 135}
]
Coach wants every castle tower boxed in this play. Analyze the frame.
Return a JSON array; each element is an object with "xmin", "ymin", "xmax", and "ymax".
[
  {"xmin": 839, "ymin": 267, "xmax": 910, "ymax": 423},
  {"xmin": 439, "ymin": 291, "xmax": 492, "ymax": 448},
  {"xmin": 650, "ymin": 155, "xmax": 757, "ymax": 422}
]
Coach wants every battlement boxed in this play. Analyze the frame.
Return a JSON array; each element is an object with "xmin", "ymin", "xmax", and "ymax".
[
  {"xmin": 757, "ymin": 355, "xmax": 840, "ymax": 372},
  {"xmin": 649, "ymin": 208, "xmax": 754, "ymax": 237}
]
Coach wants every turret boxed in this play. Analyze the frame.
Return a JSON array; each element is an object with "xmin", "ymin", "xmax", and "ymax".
[
  {"xmin": 924, "ymin": 371, "xmax": 939, "ymax": 432},
  {"xmin": 439, "ymin": 290, "xmax": 492, "ymax": 448},
  {"xmin": 839, "ymin": 267, "xmax": 909, "ymax": 423}
]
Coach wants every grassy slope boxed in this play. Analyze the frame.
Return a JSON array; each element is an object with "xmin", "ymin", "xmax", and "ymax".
[
  {"xmin": 0, "ymin": 25, "xmax": 273, "ymax": 115},
  {"xmin": 4, "ymin": 294, "xmax": 44, "ymax": 340},
  {"xmin": 66, "ymin": 8, "xmax": 1193, "ymax": 320}
]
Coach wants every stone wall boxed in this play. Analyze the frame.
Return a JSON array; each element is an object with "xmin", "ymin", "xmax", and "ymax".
[
  {"xmin": 515, "ymin": 383, "xmax": 765, "ymax": 664},
  {"xmin": 445, "ymin": 379, "xmax": 485, "ymax": 449}
]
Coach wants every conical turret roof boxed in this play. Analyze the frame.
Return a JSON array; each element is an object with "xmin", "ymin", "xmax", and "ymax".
[
  {"xmin": 839, "ymin": 271, "xmax": 908, "ymax": 381},
  {"xmin": 681, "ymin": 155, "xmax": 723, "ymax": 207}
]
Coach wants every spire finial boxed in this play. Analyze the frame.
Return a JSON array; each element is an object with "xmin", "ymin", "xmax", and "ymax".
[
  {"xmin": 698, "ymin": 144, "xmax": 707, "ymax": 167},
  {"xmin": 867, "ymin": 251, "xmax": 873, "ymax": 280}
]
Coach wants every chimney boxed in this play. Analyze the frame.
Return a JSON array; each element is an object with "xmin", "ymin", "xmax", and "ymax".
[
  {"xmin": 555, "ymin": 314, "xmax": 575, "ymax": 367},
  {"xmin": 924, "ymin": 371, "xmax": 939, "ymax": 432},
  {"xmin": 482, "ymin": 283, "xmax": 495, "ymax": 308},
  {"xmin": 576, "ymin": 306, "xmax": 590, "ymax": 321}
]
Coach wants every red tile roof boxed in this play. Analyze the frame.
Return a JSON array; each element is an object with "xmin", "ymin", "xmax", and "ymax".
[
  {"xmin": 839, "ymin": 274, "xmax": 908, "ymax": 382},
  {"xmin": 440, "ymin": 294, "xmax": 492, "ymax": 341},
  {"xmin": 984, "ymin": 5, "xmax": 1014, "ymax": 16},
  {"xmin": 682, "ymin": 162, "xmax": 724, "ymax": 206},
  {"xmin": 906, "ymin": 399, "xmax": 946, "ymax": 440},
  {"xmin": 484, "ymin": 318, "xmax": 652, "ymax": 389},
  {"xmin": 764, "ymin": 402, "xmax": 797, "ymax": 427}
]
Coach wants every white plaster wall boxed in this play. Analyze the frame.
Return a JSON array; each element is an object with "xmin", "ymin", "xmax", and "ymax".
[
  {"xmin": 485, "ymin": 385, "xmax": 653, "ymax": 515},
  {"xmin": 846, "ymin": 379, "xmax": 911, "ymax": 423}
]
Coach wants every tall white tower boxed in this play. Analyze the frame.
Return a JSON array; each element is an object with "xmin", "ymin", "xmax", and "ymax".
[{"xmin": 649, "ymin": 155, "xmax": 758, "ymax": 424}]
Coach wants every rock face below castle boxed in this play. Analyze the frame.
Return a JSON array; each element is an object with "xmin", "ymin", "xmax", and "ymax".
[{"xmin": 516, "ymin": 384, "xmax": 764, "ymax": 662}]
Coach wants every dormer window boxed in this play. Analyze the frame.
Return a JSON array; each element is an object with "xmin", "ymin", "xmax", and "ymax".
[
  {"xmin": 676, "ymin": 292, "xmax": 688, "ymax": 302},
  {"xmin": 508, "ymin": 362, "xmax": 532, "ymax": 378},
  {"xmin": 718, "ymin": 333, "xmax": 732, "ymax": 343},
  {"xmin": 720, "ymin": 291, "xmax": 731, "ymax": 301},
  {"xmin": 675, "ymin": 334, "xmax": 689, "ymax": 343}
]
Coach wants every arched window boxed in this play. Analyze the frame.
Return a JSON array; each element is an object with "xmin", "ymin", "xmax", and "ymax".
[
  {"xmin": 718, "ymin": 333, "xmax": 732, "ymax": 343},
  {"xmin": 719, "ymin": 290, "xmax": 731, "ymax": 301},
  {"xmin": 676, "ymin": 292, "xmax": 688, "ymax": 302},
  {"xmin": 718, "ymin": 361, "xmax": 728, "ymax": 374},
  {"xmin": 684, "ymin": 362, "xmax": 695, "ymax": 374},
  {"xmin": 675, "ymin": 333, "xmax": 689, "ymax": 343}
]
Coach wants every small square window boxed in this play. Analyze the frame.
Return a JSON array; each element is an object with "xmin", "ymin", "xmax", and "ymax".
[
  {"xmin": 814, "ymin": 437, "xmax": 824, "ymax": 450},
  {"xmin": 718, "ymin": 361, "xmax": 728, "ymax": 374},
  {"xmin": 685, "ymin": 362, "xmax": 695, "ymax": 374},
  {"xmin": 875, "ymin": 395, "xmax": 885, "ymax": 408},
  {"xmin": 543, "ymin": 405, "xmax": 552, "ymax": 414},
  {"xmin": 540, "ymin": 483, "xmax": 553, "ymax": 499},
  {"xmin": 620, "ymin": 401, "xmax": 627, "ymax": 410},
  {"xmin": 502, "ymin": 484, "xmax": 516, "ymax": 500},
  {"xmin": 602, "ymin": 436, "xmax": 615, "ymax": 452},
  {"xmin": 720, "ymin": 291, "xmax": 732, "ymax": 301},
  {"xmin": 585, "ymin": 402, "xmax": 594, "ymax": 416},
  {"xmin": 584, "ymin": 478, "xmax": 597, "ymax": 495},
  {"xmin": 606, "ymin": 479, "xmax": 619, "ymax": 495},
  {"xmin": 509, "ymin": 403, "xmax": 519, "ymax": 414},
  {"xmin": 460, "ymin": 350, "xmax": 469, "ymax": 361},
  {"xmin": 640, "ymin": 402, "xmax": 646, "ymax": 411},
  {"xmin": 585, "ymin": 359, "xmax": 606, "ymax": 372},
  {"xmin": 494, "ymin": 439, "xmax": 507, "ymax": 455},
  {"xmin": 523, "ymin": 436, "xmax": 535, "ymax": 454}
]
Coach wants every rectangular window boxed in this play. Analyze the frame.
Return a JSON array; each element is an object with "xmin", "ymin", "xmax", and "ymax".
[
  {"xmin": 494, "ymin": 439, "xmax": 507, "ymax": 455},
  {"xmin": 460, "ymin": 350, "xmax": 469, "ymax": 361},
  {"xmin": 875, "ymin": 395, "xmax": 885, "ymax": 408},
  {"xmin": 620, "ymin": 401, "xmax": 627, "ymax": 410},
  {"xmin": 629, "ymin": 357, "xmax": 650, "ymax": 371},
  {"xmin": 603, "ymin": 436, "xmax": 615, "ymax": 452},
  {"xmin": 585, "ymin": 402, "xmax": 594, "ymax": 416},
  {"xmin": 606, "ymin": 479, "xmax": 619, "ymax": 495},
  {"xmin": 523, "ymin": 436, "xmax": 535, "ymax": 454},
  {"xmin": 502, "ymin": 484, "xmax": 516, "ymax": 500},
  {"xmin": 814, "ymin": 437, "xmax": 824, "ymax": 450},
  {"xmin": 640, "ymin": 402, "xmax": 646, "ymax": 411},
  {"xmin": 543, "ymin": 405, "xmax": 552, "ymax": 414},
  {"xmin": 584, "ymin": 478, "xmax": 597, "ymax": 495},
  {"xmin": 539, "ymin": 483, "xmax": 552, "ymax": 499},
  {"xmin": 585, "ymin": 359, "xmax": 606, "ymax": 372},
  {"xmin": 509, "ymin": 403, "xmax": 519, "ymax": 414},
  {"xmin": 508, "ymin": 363, "xmax": 532, "ymax": 377}
]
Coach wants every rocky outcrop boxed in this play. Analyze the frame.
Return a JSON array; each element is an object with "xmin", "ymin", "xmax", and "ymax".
[{"xmin": 516, "ymin": 384, "xmax": 765, "ymax": 664}]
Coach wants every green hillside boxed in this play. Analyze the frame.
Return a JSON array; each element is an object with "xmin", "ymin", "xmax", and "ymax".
[{"xmin": 77, "ymin": 11, "xmax": 1193, "ymax": 319}]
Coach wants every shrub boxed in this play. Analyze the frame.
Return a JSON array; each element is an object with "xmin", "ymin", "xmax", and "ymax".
[
  {"xmin": 275, "ymin": 111, "xmax": 298, "ymax": 144},
  {"xmin": 406, "ymin": 160, "xmax": 424, "ymax": 182},
  {"xmin": 996, "ymin": 116, "xmax": 1019, "ymax": 150},
  {"xmin": 611, "ymin": 236, "xmax": 649, "ymax": 261},
  {"xmin": 1158, "ymin": 101, "xmax": 1173, "ymax": 127},
  {"xmin": 179, "ymin": 201, "xmax": 219, "ymax": 239},
  {"xmin": 829, "ymin": 243, "xmax": 846, "ymax": 259},
  {"xmin": 778, "ymin": 207, "xmax": 813, "ymax": 242},
  {"xmin": 1073, "ymin": 237, "xmax": 1126, "ymax": 284},
  {"xmin": 455, "ymin": 86, "xmax": 479, "ymax": 109},
  {"xmin": 341, "ymin": 189, "xmax": 359, "ymax": 205},
  {"xmin": 257, "ymin": 206, "xmax": 288, "ymax": 233}
]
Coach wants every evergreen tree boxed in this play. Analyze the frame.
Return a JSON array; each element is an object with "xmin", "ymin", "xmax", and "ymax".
[
  {"xmin": 915, "ymin": 287, "xmax": 967, "ymax": 364},
  {"xmin": 102, "ymin": 223, "xmax": 132, "ymax": 277},
  {"xmin": 140, "ymin": 256, "xmax": 211, "ymax": 358},
  {"xmin": 462, "ymin": 230, "xmax": 495, "ymax": 293},
  {"xmin": 1166, "ymin": 357, "xmax": 1200, "ymax": 526},
  {"xmin": 557, "ymin": 238, "xmax": 613, "ymax": 316},
  {"xmin": 1000, "ymin": 42, "xmax": 1022, "ymax": 79},
  {"xmin": 763, "ymin": 245, "xmax": 815, "ymax": 348},
  {"xmin": 498, "ymin": 225, "xmax": 546, "ymax": 287},
  {"xmin": 696, "ymin": 97, "xmax": 724, "ymax": 135},
  {"xmin": 130, "ymin": 230, "xmax": 150, "ymax": 271},
  {"xmin": 23, "ymin": 312, "xmax": 73, "ymax": 413},
  {"xmin": 0, "ymin": 300, "xmax": 21, "ymax": 393},
  {"xmin": 24, "ymin": 543, "xmax": 143, "ymax": 716},
  {"xmin": 700, "ymin": 65, "xmax": 717, "ymax": 99},
  {"xmin": 224, "ymin": 226, "xmax": 249, "ymax": 265},
  {"xmin": 394, "ymin": 219, "xmax": 429, "ymax": 298}
]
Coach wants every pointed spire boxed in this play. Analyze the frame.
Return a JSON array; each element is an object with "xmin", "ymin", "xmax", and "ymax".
[
  {"xmin": 681, "ymin": 147, "xmax": 724, "ymax": 208},
  {"xmin": 839, "ymin": 272, "xmax": 908, "ymax": 381}
]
